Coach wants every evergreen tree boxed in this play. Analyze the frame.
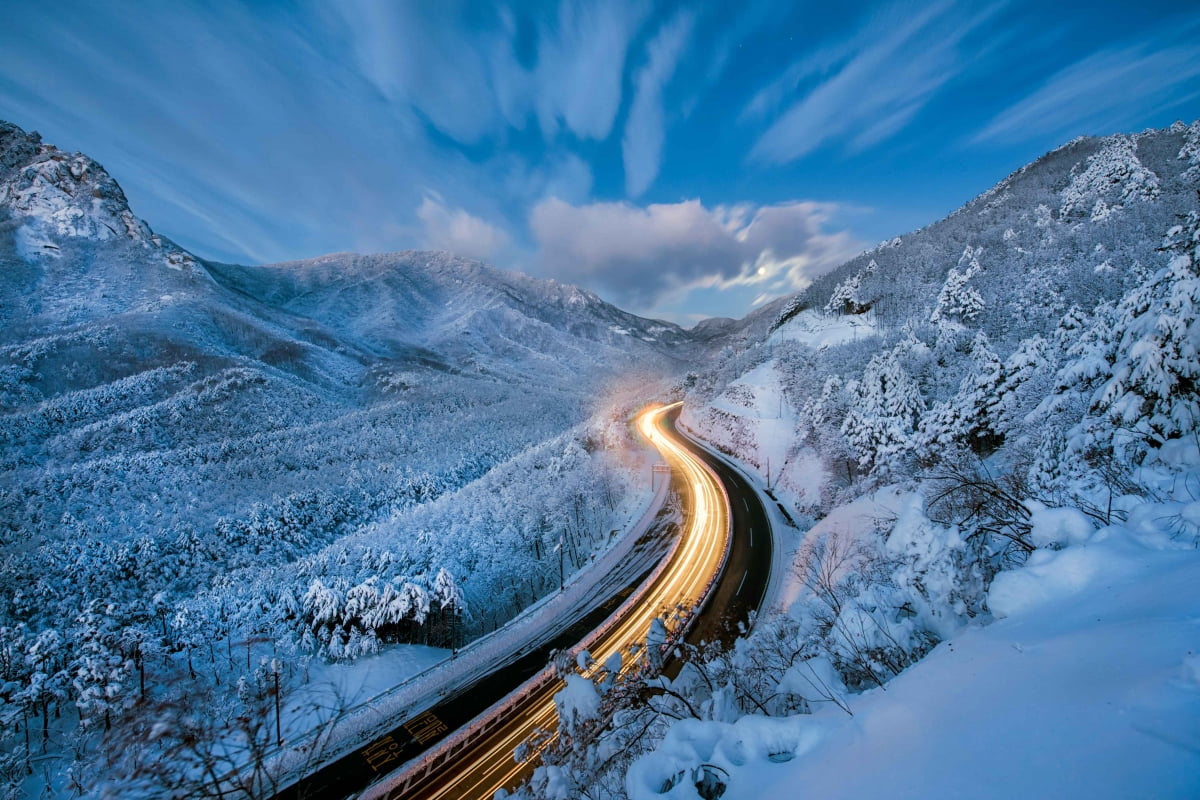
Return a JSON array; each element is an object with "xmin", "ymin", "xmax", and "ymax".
[
  {"xmin": 842, "ymin": 348, "xmax": 926, "ymax": 476},
  {"xmin": 1056, "ymin": 211, "xmax": 1200, "ymax": 467},
  {"xmin": 826, "ymin": 260, "xmax": 877, "ymax": 315},
  {"xmin": 915, "ymin": 333, "xmax": 1005, "ymax": 460},
  {"xmin": 1094, "ymin": 211, "xmax": 1200, "ymax": 451},
  {"xmin": 930, "ymin": 248, "xmax": 984, "ymax": 327}
]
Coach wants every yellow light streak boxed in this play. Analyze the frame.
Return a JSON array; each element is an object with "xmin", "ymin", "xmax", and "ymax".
[{"xmin": 367, "ymin": 401, "xmax": 731, "ymax": 800}]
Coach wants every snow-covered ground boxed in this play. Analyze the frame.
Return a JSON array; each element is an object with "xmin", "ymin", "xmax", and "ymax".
[
  {"xmin": 681, "ymin": 360, "xmax": 829, "ymax": 514},
  {"xmin": 766, "ymin": 308, "xmax": 878, "ymax": 350},
  {"xmin": 705, "ymin": 362, "xmax": 795, "ymax": 482},
  {"xmin": 630, "ymin": 520, "xmax": 1200, "ymax": 799}
]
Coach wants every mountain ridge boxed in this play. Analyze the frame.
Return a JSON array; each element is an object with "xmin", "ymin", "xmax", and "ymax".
[
  {"xmin": 770, "ymin": 120, "xmax": 1199, "ymax": 334},
  {"xmin": 0, "ymin": 119, "xmax": 692, "ymax": 401}
]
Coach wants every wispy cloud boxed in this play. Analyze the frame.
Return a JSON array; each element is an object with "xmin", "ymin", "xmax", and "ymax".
[
  {"xmin": 0, "ymin": 0, "xmax": 648, "ymax": 265},
  {"xmin": 533, "ymin": 0, "xmax": 650, "ymax": 141},
  {"xmin": 330, "ymin": 2, "xmax": 509, "ymax": 145},
  {"xmin": 0, "ymin": 1, "xmax": 427, "ymax": 263},
  {"xmin": 747, "ymin": 1, "xmax": 1000, "ymax": 164},
  {"xmin": 622, "ymin": 11, "xmax": 695, "ymax": 197},
  {"xmin": 417, "ymin": 193, "xmax": 511, "ymax": 262},
  {"xmin": 528, "ymin": 197, "xmax": 860, "ymax": 311},
  {"xmin": 5, "ymin": 0, "xmax": 1193, "ymax": 322},
  {"xmin": 973, "ymin": 17, "xmax": 1200, "ymax": 145},
  {"xmin": 332, "ymin": 0, "xmax": 649, "ymax": 146}
]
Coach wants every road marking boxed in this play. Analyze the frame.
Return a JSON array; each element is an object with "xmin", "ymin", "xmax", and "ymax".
[
  {"xmin": 403, "ymin": 711, "xmax": 448, "ymax": 745},
  {"xmin": 363, "ymin": 735, "xmax": 403, "ymax": 773},
  {"xmin": 736, "ymin": 572, "xmax": 748, "ymax": 596},
  {"xmin": 743, "ymin": 497, "xmax": 750, "ymax": 512},
  {"xmin": 749, "ymin": 527, "xmax": 754, "ymax": 547}
]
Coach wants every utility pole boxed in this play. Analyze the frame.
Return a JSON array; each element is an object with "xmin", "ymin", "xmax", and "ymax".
[{"xmin": 271, "ymin": 659, "xmax": 282, "ymax": 747}]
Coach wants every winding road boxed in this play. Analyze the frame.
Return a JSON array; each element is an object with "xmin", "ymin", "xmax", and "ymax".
[{"xmin": 274, "ymin": 402, "xmax": 773, "ymax": 800}]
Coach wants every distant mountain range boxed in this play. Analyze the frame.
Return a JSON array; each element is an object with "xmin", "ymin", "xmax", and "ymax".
[{"xmin": 0, "ymin": 120, "xmax": 690, "ymax": 406}]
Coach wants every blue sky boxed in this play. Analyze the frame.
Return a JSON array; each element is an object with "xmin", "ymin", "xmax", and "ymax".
[{"xmin": 2, "ymin": 1, "xmax": 1198, "ymax": 323}]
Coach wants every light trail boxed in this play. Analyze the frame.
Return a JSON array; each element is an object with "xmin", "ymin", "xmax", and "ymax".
[{"xmin": 362, "ymin": 401, "xmax": 732, "ymax": 800}]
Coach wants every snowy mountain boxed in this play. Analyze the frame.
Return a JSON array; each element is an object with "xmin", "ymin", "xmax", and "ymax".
[
  {"xmin": 205, "ymin": 250, "xmax": 690, "ymax": 386},
  {"xmin": 685, "ymin": 121, "xmax": 1200, "ymax": 507},
  {"xmin": 0, "ymin": 116, "xmax": 689, "ymax": 619},
  {"xmin": 0, "ymin": 120, "xmax": 694, "ymax": 797},
  {"xmin": 0, "ymin": 120, "xmax": 688, "ymax": 395},
  {"xmin": 519, "ymin": 122, "xmax": 1200, "ymax": 800},
  {"xmin": 0, "ymin": 120, "xmax": 153, "ymax": 251}
]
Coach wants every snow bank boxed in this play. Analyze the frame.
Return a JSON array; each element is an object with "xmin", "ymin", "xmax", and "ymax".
[
  {"xmin": 730, "ymin": 534, "xmax": 1200, "ymax": 799},
  {"xmin": 989, "ymin": 528, "xmax": 1153, "ymax": 619},
  {"xmin": 768, "ymin": 308, "xmax": 878, "ymax": 350},
  {"xmin": 626, "ymin": 716, "xmax": 824, "ymax": 800}
]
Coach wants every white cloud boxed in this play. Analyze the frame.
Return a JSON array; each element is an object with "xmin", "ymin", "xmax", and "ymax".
[
  {"xmin": 973, "ymin": 22, "xmax": 1200, "ymax": 145},
  {"xmin": 334, "ymin": 0, "xmax": 649, "ymax": 146},
  {"xmin": 534, "ymin": 0, "xmax": 650, "ymax": 141},
  {"xmin": 622, "ymin": 12, "xmax": 695, "ymax": 197},
  {"xmin": 748, "ymin": 1, "xmax": 999, "ymax": 164},
  {"xmin": 418, "ymin": 193, "xmax": 511, "ymax": 262},
  {"xmin": 529, "ymin": 197, "xmax": 861, "ymax": 310}
]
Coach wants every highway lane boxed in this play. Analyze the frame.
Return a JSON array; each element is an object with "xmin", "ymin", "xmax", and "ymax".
[
  {"xmin": 278, "ymin": 402, "xmax": 774, "ymax": 800},
  {"xmin": 671, "ymin": 413, "xmax": 773, "ymax": 650}
]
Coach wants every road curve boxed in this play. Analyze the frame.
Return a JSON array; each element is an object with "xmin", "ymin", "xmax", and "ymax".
[
  {"xmin": 297, "ymin": 402, "xmax": 773, "ymax": 800},
  {"xmin": 668, "ymin": 412, "xmax": 773, "ymax": 650}
]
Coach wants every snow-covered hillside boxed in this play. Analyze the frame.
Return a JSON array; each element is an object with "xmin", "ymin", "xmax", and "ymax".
[
  {"xmin": 0, "ymin": 120, "xmax": 690, "ymax": 797},
  {"xmin": 685, "ymin": 122, "xmax": 1200, "ymax": 511},
  {"xmin": 516, "ymin": 122, "xmax": 1200, "ymax": 799},
  {"xmin": 206, "ymin": 250, "xmax": 689, "ymax": 386}
]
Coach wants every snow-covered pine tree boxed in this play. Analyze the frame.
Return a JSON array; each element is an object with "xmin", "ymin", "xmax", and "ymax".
[
  {"xmin": 427, "ymin": 567, "xmax": 466, "ymax": 648},
  {"xmin": 826, "ymin": 260, "xmax": 877, "ymax": 315},
  {"xmin": 841, "ymin": 346, "xmax": 926, "ymax": 476},
  {"xmin": 1032, "ymin": 209, "xmax": 1199, "ymax": 514},
  {"xmin": 930, "ymin": 248, "xmax": 984, "ymax": 327},
  {"xmin": 1088, "ymin": 210, "xmax": 1200, "ymax": 457},
  {"xmin": 71, "ymin": 603, "xmax": 131, "ymax": 732},
  {"xmin": 992, "ymin": 334, "xmax": 1055, "ymax": 437},
  {"xmin": 1060, "ymin": 135, "xmax": 1161, "ymax": 222},
  {"xmin": 915, "ymin": 333, "xmax": 1005, "ymax": 461}
]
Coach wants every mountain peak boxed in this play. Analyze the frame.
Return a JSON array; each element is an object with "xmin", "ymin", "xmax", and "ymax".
[{"xmin": 0, "ymin": 119, "xmax": 157, "ymax": 257}]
